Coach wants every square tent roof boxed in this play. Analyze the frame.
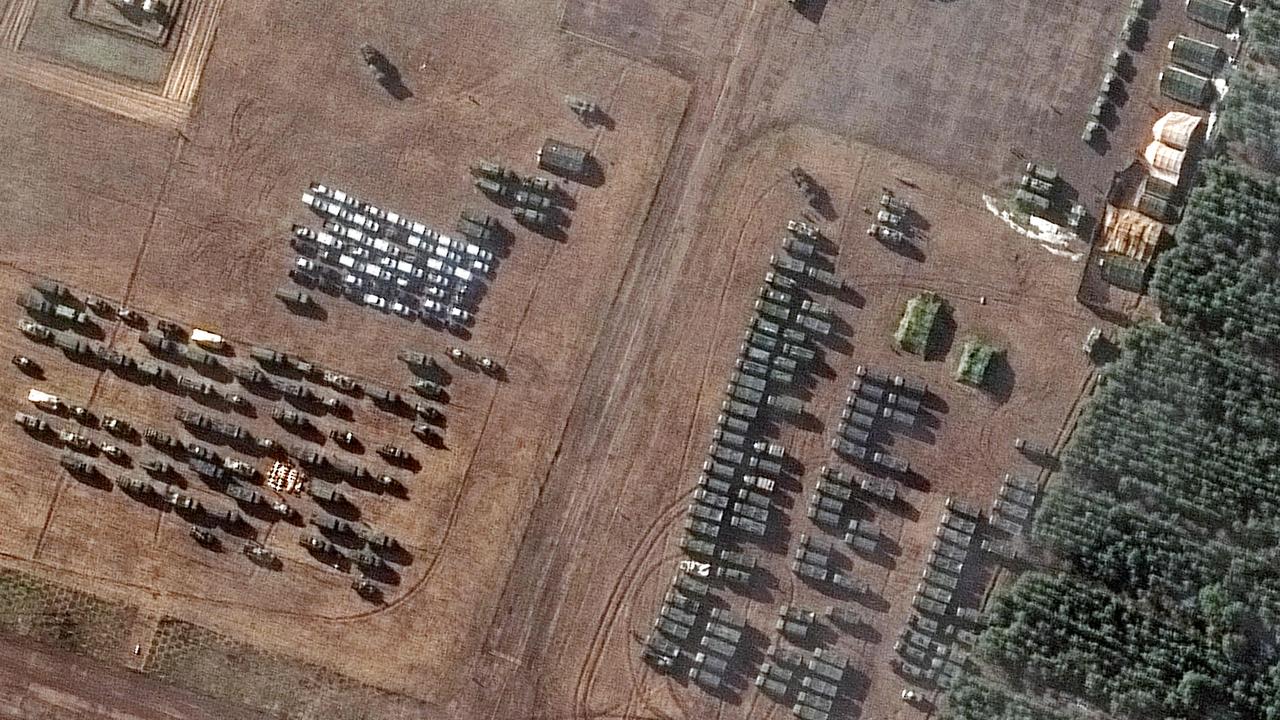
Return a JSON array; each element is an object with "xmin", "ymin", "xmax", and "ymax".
[
  {"xmin": 537, "ymin": 139, "xmax": 589, "ymax": 175},
  {"xmin": 1186, "ymin": 0, "xmax": 1238, "ymax": 32}
]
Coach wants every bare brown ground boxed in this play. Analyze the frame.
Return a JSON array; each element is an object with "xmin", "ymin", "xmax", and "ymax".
[{"xmin": 0, "ymin": 0, "xmax": 1206, "ymax": 717}]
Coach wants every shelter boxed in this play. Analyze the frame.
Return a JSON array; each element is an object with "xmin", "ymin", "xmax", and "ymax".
[
  {"xmin": 1186, "ymin": 0, "xmax": 1237, "ymax": 32},
  {"xmin": 537, "ymin": 139, "xmax": 589, "ymax": 176},
  {"xmin": 1100, "ymin": 206, "xmax": 1164, "ymax": 263},
  {"xmin": 1159, "ymin": 66, "xmax": 1212, "ymax": 107},
  {"xmin": 1144, "ymin": 141, "xmax": 1187, "ymax": 186},
  {"xmin": 1138, "ymin": 193, "xmax": 1180, "ymax": 223},
  {"xmin": 1168, "ymin": 35, "xmax": 1225, "ymax": 76},
  {"xmin": 1153, "ymin": 111, "xmax": 1203, "ymax": 150}
]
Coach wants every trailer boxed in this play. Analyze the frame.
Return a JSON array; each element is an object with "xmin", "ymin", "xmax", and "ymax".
[
  {"xmin": 838, "ymin": 423, "xmax": 870, "ymax": 445},
  {"xmin": 733, "ymin": 502, "xmax": 770, "ymax": 523},
  {"xmin": 844, "ymin": 534, "xmax": 878, "ymax": 554},
  {"xmin": 847, "ymin": 396, "xmax": 880, "ymax": 416},
  {"xmin": 782, "ymin": 235, "xmax": 816, "ymax": 257},
  {"xmin": 703, "ymin": 459, "xmax": 736, "ymax": 480},
  {"xmin": 755, "ymin": 299, "xmax": 791, "ymax": 322},
  {"xmin": 717, "ymin": 412, "xmax": 752, "ymax": 434},
  {"xmin": 792, "ymin": 560, "xmax": 828, "ymax": 581},
  {"xmin": 860, "ymin": 476, "xmax": 897, "ymax": 501},
  {"xmin": 771, "ymin": 253, "xmax": 809, "ymax": 275},
  {"xmin": 699, "ymin": 635, "xmax": 738, "ymax": 658},
  {"xmin": 727, "ymin": 383, "xmax": 764, "ymax": 404},
  {"xmin": 781, "ymin": 343, "xmax": 816, "ymax": 362},
  {"xmin": 945, "ymin": 496, "xmax": 982, "ymax": 518},
  {"xmin": 744, "ymin": 331, "xmax": 780, "ymax": 351},
  {"xmin": 712, "ymin": 428, "xmax": 747, "ymax": 448},
  {"xmin": 743, "ymin": 474, "xmax": 775, "ymax": 492},
  {"xmin": 929, "ymin": 552, "xmax": 965, "ymax": 575},
  {"xmin": 731, "ymin": 371, "xmax": 769, "ymax": 392},
  {"xmin": 767, "ymin": 395, "xmax": 805, "ymax": 414},
  {"xmin": 808, "ymin": 505, "xmax": 843, "ymax": 528},
  {"xmin": 831, "ymin": 437, "xmax": 866, "ymax": 460},
  {"xmin": 816, "ymin": 478, "xmax": 853, "ymax": 501},
  {"xmin": 722, "ymin": 399, "xmax": 760, "ymax": 419},
  {"xmin": 709, "ymin": 444, "xmax": 744, "ymax": 465},
  {"xmin": 731, "ymin": 515, "xmax": 767, "ymax": 536},
  {"xmin": 923, "ymin": 567, "xmax": 959, "ymax": 590},
  {"xmin": 805, "ymin": 266, "xmax": 847, "ymax": 290},
  {"xmin": 694, "ymin": 488, "xmax": 730, "ymax": 509},
  {"xmin": 942, "ymin": 511, "xmax": 978, "ymax": 535},
  {"xmin": 654, "ymin": 617, "xmax": 690, "ymax": 640},
  {"xmin": 685, "ymin": 518, "xmax": 721, "ymax": 539},
  {"xmin": 932, "ymin": 539, "xmax": 969, "ymax": 562},
  {"xmin": 872, "ymin": 452, "xmax": 909, "ymax": 474},
  {"xmin": 688, "ymin": 503, "xmax": 724, "ymax": 523}
]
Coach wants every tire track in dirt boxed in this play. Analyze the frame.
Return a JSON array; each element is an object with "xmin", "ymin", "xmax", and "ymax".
[
  {"xmin": 576, "ymin": 129, "xmax": 789, "ymax": 720},
  {"xmin": 163, "ymin": 0, "xmax": 225, "ymax": 104},
  {"xmin": 0, "ymin": 55, "xmax": 187, "ymax": 127},
  {"xmin": 0, "ymin": 0, "xmax": 37, "ymax": 50},
  {"xmin": 572, "ymin": 497, "xmax": 690, "ymax": 718}
]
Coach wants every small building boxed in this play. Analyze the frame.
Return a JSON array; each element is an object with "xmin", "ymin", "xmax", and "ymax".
[
  {"xmin": 1159, "ymin": 65, "xmax": 1212, "ymax": 108},
  {"xmin": 1144, "ymin": 140, "xmax": 1187, "ymax": 186},
  {"xmin": 1152, "ymin": 111, "xmax": 1202, "ymax": 151},
  {"xmin": 1186, "ymin": 0, "xmax": 1238, "ymax": 32},
  {"xmin": 1138, "ymin": 192, "xmax": 1180, "ymax": 223},
  {"xmin": 1100, "ymin": 205, "xmax": 1164, "ymax": 263},
  {"xmin": 1168, "ymin": 35, "xmax": 1225, "ymax": 77},
  {"xmin": 537, "ymin": 139, "xmax": 589, "ymax": 176}
]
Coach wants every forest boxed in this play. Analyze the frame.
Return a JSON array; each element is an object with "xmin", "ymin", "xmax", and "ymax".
[{"xmin": 941, "ymin": 5, "xmax": 1280, "ymax": 720}]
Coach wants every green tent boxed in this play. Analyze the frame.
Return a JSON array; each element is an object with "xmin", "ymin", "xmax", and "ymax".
[
  {"xmin": 1169, "ymin": 35, "xmax": 1224, "ymax": 76},
  {"xmin": 1159, "ymin": 66, "xmax": 1212, "ymax": 107},
  {"xmin": 1186, "ymin": 0, "xmax": 1237, "ymax": 32}
]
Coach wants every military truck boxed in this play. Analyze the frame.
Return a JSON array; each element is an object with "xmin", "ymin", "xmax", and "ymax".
[
  {"xmin": 18, "ymin": 318, "xmax": 54, "ymax": 342},
  {"xmin": 13, "ymin": 411, "xmax": 48, "ymax": 433},
  {"xmin": 141, "ymin": 330, "xmax": 185, "ymax": 357}
]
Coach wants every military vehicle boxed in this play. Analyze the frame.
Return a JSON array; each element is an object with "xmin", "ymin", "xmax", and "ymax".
[
  {"xmin": 511, "ymin": 189, "xmax": 553, "ymax": 211},
  {"xmin": 250, "ymin": 346, "xmax": 290, "ymax": 368},
  {"xmin": 59, "ymin": 453, "xmax": 94, "ymax": 476},
  {"xmin": 143, "ymin": 428, "xmax": 179, "ymax": 451},
  {"xmin": 363, "ymin": 385, "xmax": 404, "ymax": 407},
  {"xmin": 321, "ymin": 370, "xmax": 359, "ymax": 393},
  {"xmin": 271, "ymin": 378, "xmax": 316, "ymax": 402},
  {"xmin": 230, "ymin": 362, "xmax": 268, "ymax": 385},
  {"xmin": 140, "ymin": 458, "xmax": 173, "ymax": 476},
  {"xmin": 685, "ymin": 518, "xmax": 720, "ymax": 539},
  {"xmin": 817, "ymin": 479, "xmax": 853, "ymax": 501},
  {"xmin": 368, "ymin": 444, "xmax": 407, "ymax": 465},
  {"xmin": 457, "ymin": 211, "xmax": 501, "ymax": 242},
  {"xmin": 116, "ymin": 475, "xmax": 158, "ymax": 498},
  {"xmin": 241, "ymin": 544, "xmax": 276, "ymax": 567},
  {"xmin": 18, "ymin": 318, "xmax": 54, "ymax": 342},
  {"xmin": 408, "ymin": 424, "xmax": 439, "ymax": 444},
  {"xmin": 168, "ymin": 491, "xmax": 201, "ymax": 514},
  {"xmin": 57, "ymin": 428, "xmax": 93, "ymax": 451},
  {"xmin": 281, "ymin": 441, "xmax": 323, "ymax": 468},
  {"xmin": 399, "ymin": 350, "xmax": 439, "ymax": 373},
  {"xmin": 175, "ymin": 408, "xmax": 214, "ymax": 431},
  {"xmin": 730, "ymin": 515, "xmax": 767, "ymax": 536},
  {"xmin": 307, "ymin": 480, "xmax": 345, "ymax": 504},
  {"xmin": 328, "ymin": 429, "xmax": 357, "ymax": 448},
  {"xmin": 680, "ymin": 536, "xmax": 716, "ymax": 558},
  {"xmin": 471, "ymin": 159, "xmax": 517, "ymax": 182},
  {"xmin": 310, "ymin": 513, "xmax": 352, "ymax": 536},
  {"xmin": 300, "ymin": 534, "xmax": 337, "ymax": 555},
  {"xmin": 114, "ymin": 307, "xmax": 144, "ymax": 326},
  {"xmin": 184, "ymin": 345, "xmax": 220, "ymax": 369},
  {"xmin": 347, "ymin": 548, "xmax": 385, "ymax": 570},
  {"xmin": 13, "ymin": 411, "xmax": 48, "ymax": 433},
  {"xmin": 275, "ymin": 287, "xmax": 312, "ymax": 307},
  {"xmin": 352, "ymin": 577, "xmax": 383, "ymax": 600},
  {"xmin": 11, "ymin": 354, "xmax": 38, "ymax": 375},
  {"xmin": 512, "ymin": 207, "xmax": 551, "ymax": 227},
  {"xmin": 188, "ymin": 526, "xmax": 218, "ymax": 547},
  {"xmin": 141, "ymin": 330, "xmax": 185, "ymax": 357},
  {"xmin": 32, "ymin": 278, "xmax": 74, "ymax": 299}
]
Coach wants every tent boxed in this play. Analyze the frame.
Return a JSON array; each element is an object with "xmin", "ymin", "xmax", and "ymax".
[
  {"xmin": 1159, "ymin": 66, "xmax": 1212, "ymax": 107},
  {"xmin": 1152, "ymin": 111, "xmax": 1202, "ymax": 150},
  {"xmin": 1186, "ymin": 0, "xmax": 1237, "ymax": 32},
  {"xmin": 1144, "ymin": 141, "xmax": 1187, "ymax": 186},
  {"xmin": 1100, "ymin": 205, "xmax": 1164, "ymax": 263},
  {"xmin": 1168, "ymin": 35, "xmax": 1225, "ymax": 76}
]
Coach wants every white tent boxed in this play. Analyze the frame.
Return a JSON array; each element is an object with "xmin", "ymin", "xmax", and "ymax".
[
  {"xmin": 1152, "ymin": 111, "xmax": 1202, "ymax": 150},
  {"xmin": 1144, "ymin": 141, "xmax": 1187, "ymax": 186}
]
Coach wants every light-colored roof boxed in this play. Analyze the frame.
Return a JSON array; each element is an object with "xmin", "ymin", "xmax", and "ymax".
[
  {"xmin": 1152, "ymin": 111, "xmax": 1202, "ymax": 150},
  {"xmin": 1144, "ymin": 141, "xmax": 1187, "ymax": 186},
  {"xmin": 1101, "ymin": 205, "xmax": 1164, "ymax": 263}
]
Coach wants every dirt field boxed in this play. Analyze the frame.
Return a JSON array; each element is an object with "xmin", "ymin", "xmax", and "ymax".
[{"xmin": 0, "ymin": 0, "xmax": 1210, "ymax": 718}]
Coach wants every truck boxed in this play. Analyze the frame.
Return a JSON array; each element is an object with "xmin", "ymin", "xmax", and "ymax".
[
  {"xmin": 721, "ymin": 399, "xmax": 759, "ymax": 419},
  {"xmin": 730, "ymin": 515, "xmax": 767, "ymax": 536},
  {"xmin": 770, "ymin": 253, "xmax": 808, "ymax": 275},
  {"xmin": 708, "ymin": 443, "xmax": 744, "ymax": 465},
  {"xmin": 837, "ymin": 423, "xmax": 870, "ymax": 445},
  {"xmin": 717, "ymin": 412, "xmax": 751, "ymax": 434},
  {"xmin": 730, "ymin": 371, "xmax": 768, "ymax": 392},
  {"xmin": 781, "ymin": 343, "xmax": 816, "ymax": 362},
  {"xmin": 766, "ymin": 394, "xmax": 805, "ymax": 415},
  {"xmin": 860, "ymin": 476, "xmax": 897, "ymax": 501},
  {"xmin": 743, "ymin": 474, "xmax": 774, "ymax": 492},
  {"xmin": 727, "ymin": 383, "xmax": 764, "ymax": 404},
  {"xmin": 872, "ymin": 452, "xmax": 910, "ymax": 474}
]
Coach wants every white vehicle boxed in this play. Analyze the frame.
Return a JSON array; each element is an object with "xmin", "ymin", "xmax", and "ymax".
[
  {"xmin": 301, "ymin": 192, "xmax": 320, "ymax": 208},
  {"xmin": 406, "ymin": 234, "xmax": 427, "ymax": 250},
  {"xmin": 342, "ymin": 274, "xmax": 366, "ymax": 289},
  {"xmin": 309, "ymin": 183, "xmax": 330, "ymax": 196},
  {"xmin": 362, "ymin": 265, "xmax": 394, "ymax": 282},
  {"xmin": 338, "ymin": 254, "xmax": 357, "ymax": 269},
  {"xmin": 362, "ymin": 293, "xmax": 386, "ymax": 309},
  {"xmin": 422, "ymin": 285, "xmax": 450, "ymax": 300},
  {"xmin": 342, "ymin": 226, "xmax": 365, "ymax": 243},
  {"xmin": 448, "ymin": 306, "xmax": 473, "ymax": 325},
  {"xmin": 390, "ymin": 301, "xmax": 417, "ymax": 318},
  {"xmin": 27, "ymin": 388, "xmax": 62, "ymax": 410},
  {"xmin": 421, "ymin": 299, "xmax": 447, "ymax": 315},
  {"xmin": 385, "ymin": 211, "xmax": 402, "ymax": 226},
  {"xmin": 679, "ymin": 560, "xmax": 712, "ymax": 577},
  {"xmin": 314, "ymin": 231, "xmax": 340, "ymax": 249},
  {"xmin": 451, "ymin": 266, "xmax": 474, "ymax": 283},
  {"xmin": 295, "ymin": 258, "xmax": 316, "ymax": 272},
  {"xmin": 347, "ymin": 246, "xmax": 369, "ymax": 260},
  {"xmin": 331, "ymin": 190, "xmax": 350, "ymax": 205},
  {"xmin": 410, "ymin": 221, "xmax": 428, "ymax": 235},
  {"xmin": 191, "ymin": 328, "xmax": 224, "ymax": 348},
  {"xmin": 292, "ymin": 225, "xmax": 316, "ymax": 241}
]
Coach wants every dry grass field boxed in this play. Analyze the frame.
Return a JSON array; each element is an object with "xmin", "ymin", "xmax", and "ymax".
[{"xmin": 0, "ymin": 0, "xmax": 1204, "ymax": 717}]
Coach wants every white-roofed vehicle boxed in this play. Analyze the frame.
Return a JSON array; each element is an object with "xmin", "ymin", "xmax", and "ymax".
[
  {"xmin": 362, "ymin": 293, "xmax": 387, "ymax": 309},
  {"xmin": 190, "ymin": 328, "xmax": 224, "ymax": 348}
]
